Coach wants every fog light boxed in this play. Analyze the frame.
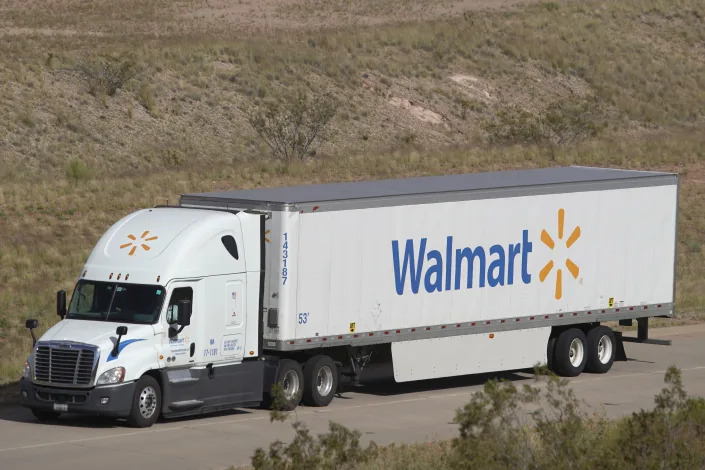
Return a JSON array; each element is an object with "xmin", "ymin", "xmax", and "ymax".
[
  {"xmin": 100, "ymin": 397, "xmax": 110, "ymax": 405},
  {"xmin": 21, "ymin": 391, "xmax": 28, "ymax": 398}
]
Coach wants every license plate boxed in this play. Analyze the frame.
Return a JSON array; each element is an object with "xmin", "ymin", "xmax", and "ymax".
[{"xmin": 53, "ymin": 403, "xmax": 68, "ymax": 412}]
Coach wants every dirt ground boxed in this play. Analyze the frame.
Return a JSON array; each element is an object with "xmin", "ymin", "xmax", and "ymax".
[{"xmin": 0, "ymin": 0, "xmax": 539, "ymax": 36}]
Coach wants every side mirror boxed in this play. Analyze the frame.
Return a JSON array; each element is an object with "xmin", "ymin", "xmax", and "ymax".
[
  {"xmin": 56, "ymin": 290, "xmax": 67, "ymax": 319},
  {"xmin": 25, "ymin": 319, "xmax": 38, "ymax": 346},
  {"xmin": 177, "ymin": 300, "xmax": 192, "ymax": 326},
  {"xmin": 112, "ymin": 326, "xmax": 129, "ymax": 358}
]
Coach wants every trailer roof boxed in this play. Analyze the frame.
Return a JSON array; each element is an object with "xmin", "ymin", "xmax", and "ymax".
[{"xmin": 181, "ymin": 166, "xmax": 676, "ymax": 211}]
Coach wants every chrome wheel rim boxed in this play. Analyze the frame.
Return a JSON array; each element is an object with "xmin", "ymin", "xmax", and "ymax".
[
  {"xmin": 597, "ymin": 335, "xmax": 613, "ymax": 364},
  {"xmin": 282, "ymin": 370, "xmax": 300, "ymax": 401},
  {"xmin": 139, "ymin": 386, "xmax": 158, "ymax": 419},
  {"xmin": 569, "ymin": 337, "xmax": 584, "ymax": 367},
  {"xmin": 316, "ymin": 365, "xmax": 334, "ymax": 397}
]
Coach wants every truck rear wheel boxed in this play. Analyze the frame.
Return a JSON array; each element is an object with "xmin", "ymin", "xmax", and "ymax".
[
  {"xmin": 553, "ymin": 328, "xmax": 587, "ymax": 377},
  {"xmin": 274, "ymin": 359, "xmax": 304, "ymax": 411},
  {"xmin": 302, "ymin": 355, "xmax": 338, "ymax": 407},
  {"xmin": 585, "ymin": 326, "xmax": 616, "ymax": 374},
  {"xmin": 127, "ymin": 375, "xmax": 161, "ymax": 428}
]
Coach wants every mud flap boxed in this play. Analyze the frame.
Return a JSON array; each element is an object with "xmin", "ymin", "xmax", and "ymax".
[{"xmin": 613, "ymin": 331, "xmax": 628, "ymax": 361}]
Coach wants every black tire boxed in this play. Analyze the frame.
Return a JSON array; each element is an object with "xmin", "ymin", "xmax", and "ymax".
[
  {"xmin": 273, "ymin": 359, "xmax": 304, "ymax": 411},
  {"xmin": 585, "ymin": 326, "xmax": 616, "ymax": 374},
  {"xmin": 302, "ymin": 355, "xmax": 338, "ymax": 407},
  {"xmin": 546, "ymin": 335, "xmax": 557, "ymax": 371},
  {"xmin": 31, "ymin": 408, "xmax": 61, "ymax": 421},
  {"xmin": 553, "ymin": 328, "xmax": 588, "ymax": 377},
  {"xmin": 127, "ymin": 375, "xmax": 161, "ymax": 428}
]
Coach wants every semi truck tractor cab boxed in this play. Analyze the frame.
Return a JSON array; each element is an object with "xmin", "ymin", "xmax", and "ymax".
[{"xmin": 21, "ymin": 207, "xmax": 268, "ymax": 427}]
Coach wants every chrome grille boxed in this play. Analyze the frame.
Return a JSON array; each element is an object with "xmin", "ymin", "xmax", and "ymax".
[{"xmin": 34, "ymin": 343, "xmax": 97, "ymax": 386}]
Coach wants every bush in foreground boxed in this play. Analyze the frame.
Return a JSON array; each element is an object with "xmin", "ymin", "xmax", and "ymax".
[{"xmin": 249, "ymin": 366, "xmax": 705, "ymax": 470}]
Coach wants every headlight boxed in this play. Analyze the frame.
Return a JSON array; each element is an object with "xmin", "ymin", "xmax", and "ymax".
[
  {"xmin": 97, "ymin": 367, "xmax": 125, "ymax": 385},
  {"xmin": 22, "ymin": 358, "xmax": 31, "ymax": 379}
]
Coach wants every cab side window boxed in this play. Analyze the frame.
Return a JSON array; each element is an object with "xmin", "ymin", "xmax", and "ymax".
[{"xmin": 166, "ymin": 287, "xmax": 193, "ymax": 325}]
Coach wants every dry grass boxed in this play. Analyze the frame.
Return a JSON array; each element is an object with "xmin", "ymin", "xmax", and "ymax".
[{"xmin": 1, "ymin": 0, "xmax": 704, "ymax": 382}]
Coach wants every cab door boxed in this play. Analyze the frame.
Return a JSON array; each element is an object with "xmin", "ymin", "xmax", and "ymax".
[{"xmin": 161, "ymin": 281, "xmax": 199, "ymax": 368}]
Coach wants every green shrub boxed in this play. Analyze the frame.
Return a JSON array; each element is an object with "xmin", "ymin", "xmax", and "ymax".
[
  {"xmin": 484, "ymin": 105, "xmax": 544, "ymax": 145},
  {"xmin": 251, "ymin": 421, "xmax": 378, "ymax": 470},
  {"xmin": 136, "ymin": 83, "xmax": 158, "ymax": 115},
  {"xmin": 614, "ymin": 366, "xmax": 705, "ymax": 469},
  {"xmin": 484, "ymin": 97, "xmax": 606, "ymax": 146},
  {"xmin": 65, "ymin": 158, "xmax": 91, "ymax": 184}
]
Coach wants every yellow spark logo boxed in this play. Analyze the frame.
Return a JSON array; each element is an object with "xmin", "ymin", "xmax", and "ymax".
[
  {"xmin": 539, "ymin": 209, "xmax": 581, "ymax": 300},
  {"xmin": 120, "ymin": 230, "xmax": 158, "ymax": 256},
  {"xmin": 264, "ymin": 229, "xmax": 271, "ymax": 243}
]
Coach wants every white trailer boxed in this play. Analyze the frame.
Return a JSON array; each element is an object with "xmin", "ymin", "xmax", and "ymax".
[{"xmin": 20, "ymin": 166, "xmax": 678, "ymax": 426}]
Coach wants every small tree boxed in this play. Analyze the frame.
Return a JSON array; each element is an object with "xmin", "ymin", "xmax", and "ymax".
[
  {"xmin": 540, "ymin": 96, "xmax": 606, "ymax": 145},
  {"xmin": 248, "ymin": 92, "xmax": 336, "ymax": 162},
  {"xmin": 65, "ymin": 157, "xmax": 91, "ymax": 185},
  {"xmin": 78, "ymin": 53, "xmax": 139, "ymax": 97}
]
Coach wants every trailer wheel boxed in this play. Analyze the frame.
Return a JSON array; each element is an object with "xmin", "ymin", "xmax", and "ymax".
[
  {"xmin": 31, "ymin": 408, "xmax": 61, "ymax": 421},
  {"xmin": 274, "ymin": 359, "xmax": 304, "ymax": 411},
  {"xmin": 553, "ymin": 328, "xmax": 587, "ymax": 377},
  {"xmin": 127, "ymin": 375, "xmax": 161, "ymax": 428},
  {"xmin": 546, "ymin": 336, "xmax": 557, "ymax": 371},
  {"xmin": 302, "ymin": 355, "xmax": 338, "ymax": 407},
  {"xmin": 586, "ymin": 326, "xmax": 616, "ymax": 374}
]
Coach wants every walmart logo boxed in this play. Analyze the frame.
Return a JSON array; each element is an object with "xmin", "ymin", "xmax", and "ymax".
[
  {"xmin": 539, "ymin": 208, "xmax": 581, "ymax": 300},
  {"xmin": 391, "ymin": 208, "xmax": 581, "ymax": 299},
  {"xmin": 392, "ymin": 230, "xmax": 533, "ymax": 295},
  {"xmin": 120, "ymin": 230, "xmax": 158, "ymax": 256}
]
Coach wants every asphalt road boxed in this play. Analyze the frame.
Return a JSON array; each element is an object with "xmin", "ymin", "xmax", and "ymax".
[{"xmin": 1, "ymin": 325, "xmax": 704, "ymax": 470}]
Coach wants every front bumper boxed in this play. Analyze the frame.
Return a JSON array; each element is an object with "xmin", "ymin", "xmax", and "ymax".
[{"xmin": 20, "ymin": 378, "xmax": 136, "ymax": 418}]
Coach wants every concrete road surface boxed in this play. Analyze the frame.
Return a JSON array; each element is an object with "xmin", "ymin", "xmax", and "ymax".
[{"xmin": 1, "ymin": 325, "xmax": 704, "ymax": 470}]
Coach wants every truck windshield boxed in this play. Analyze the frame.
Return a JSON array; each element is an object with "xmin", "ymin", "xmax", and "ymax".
[{"xmin": 67, "ymin": 280, "xmax": 166, "ymax": 325}]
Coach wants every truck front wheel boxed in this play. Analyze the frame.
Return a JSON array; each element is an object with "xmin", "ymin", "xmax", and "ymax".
[
  {"xmin": 127, "ymin": 375, "xmax": 161, "ymax": 428},
  {"xmin": 553, "ymin": 328, "xmax": 588, "ymax": 377},
  {"xmin": 303, "ymin": 355, "xmax": 338, "ymax": 407}
]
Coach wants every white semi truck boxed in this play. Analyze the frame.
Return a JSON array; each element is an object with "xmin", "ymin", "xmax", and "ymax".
[{"xmin": 20, "ymin": 166, "xmax": 678, "ymax": 427}]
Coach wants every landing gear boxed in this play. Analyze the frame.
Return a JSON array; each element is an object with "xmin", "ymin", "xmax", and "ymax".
[{"xmin": 344, "ymin": 347, "xmax": 373, "ymax": 387}]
